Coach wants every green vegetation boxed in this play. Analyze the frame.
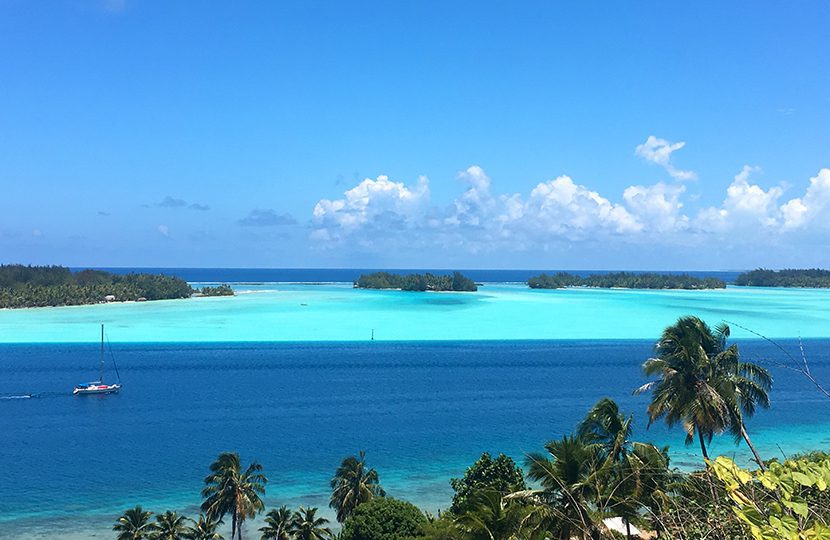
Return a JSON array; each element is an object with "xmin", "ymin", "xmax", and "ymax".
[
  {"xmin": 112, "ymin": 315, "xmax": 830, "ymax": 539},
  {"xmin": 329, "ymin": 451, "xmax": 385, "ymax": 523},
  {"xmin": 198, "ymin": 284, "xmax": 235, "ymax": 297},
  {"xmin": 528, "ymin": 271, "xmax": 726, "ymax": 289},
  {"xmin": 355, "ymin": 272, "xmax": 478, "ymax": 292},
  {"xmin": 449, "ymin": 452, "xmax": 525, "ymax": 514},
  {"xmin": 0, "ymin": 264, "xmax": 194, "ymax": 308},
  {"xmin": 339, "ymin": 498, "xmax": 427, "ymax": 540},
  {"xmin": 735, "ymin": 268, "xmax": 830, "ymax": 287}
]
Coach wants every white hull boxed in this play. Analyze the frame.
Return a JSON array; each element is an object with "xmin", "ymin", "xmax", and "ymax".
[{"xmin": 73, "ymin": 383, "xmax": 121, "ymax": 395}]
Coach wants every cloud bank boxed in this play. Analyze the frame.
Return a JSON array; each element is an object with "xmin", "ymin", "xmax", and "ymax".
[{"xmin": 310, "ymin": 140, "xmax": 830, "ymax": 258}]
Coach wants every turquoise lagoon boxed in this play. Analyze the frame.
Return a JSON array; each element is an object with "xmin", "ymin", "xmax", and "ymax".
[{"xmin": 2, "ymin": 283, "xmax": 830, "ymax": 342}]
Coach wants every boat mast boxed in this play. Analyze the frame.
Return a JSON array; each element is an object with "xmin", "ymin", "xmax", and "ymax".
[{"xmin": 100, "ymin": 324, "xmax": 105, "ymax": 383}]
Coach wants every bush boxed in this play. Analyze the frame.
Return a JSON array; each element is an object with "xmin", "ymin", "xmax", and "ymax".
[
  {"xmin": 449, "ymin": 452, "xmax": 525, "ymax": 514},
  {"xmin": 340, "ymin": 498, "xmax": 427, "ymax": 540}
]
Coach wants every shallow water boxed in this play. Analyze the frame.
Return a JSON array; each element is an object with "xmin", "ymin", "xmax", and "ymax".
[
  {"xmin": 2, "ymin": 283, "xmax": 830, "ymax": 342},
  {"xmin": 1, "ymin": 339, "xmax": 829, "ymax": 538}
]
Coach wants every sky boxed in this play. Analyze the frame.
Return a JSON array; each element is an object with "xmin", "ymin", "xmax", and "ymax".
[{"xmin": 1, "ymin": 1, "xmax": 829, "ymax": 270}]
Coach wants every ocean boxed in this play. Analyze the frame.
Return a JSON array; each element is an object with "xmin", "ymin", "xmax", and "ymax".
[{"xmin": 1, "ymin": 269, "xmax": 829, "ymax": 538}]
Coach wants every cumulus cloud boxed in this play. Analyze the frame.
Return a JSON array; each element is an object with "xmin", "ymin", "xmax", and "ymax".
[
  {"xmin": 635, "ymin": 136, "xmax": 697, "ymax": 181},
  {"xmin": 157, "ymin": 224, "xmax": 170, "ymax": 237},
  {"xmin": 781, "ymin": 168, "xmax": 830, "ymax": 230},
  {"xmin": 238, "ymin": 209, "xmax": 298, "ymax": 227},
  {"xmin": 312, "ymin": 174, "xmax": 429, "ymax": 242},
  {"xmin": 308, "ymin": 155, "xmax": 830, "ymax": 258}
]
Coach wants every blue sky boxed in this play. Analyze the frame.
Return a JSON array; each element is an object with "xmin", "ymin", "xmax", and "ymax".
[{"xmin": 2, "ymin": 1, "xmax": 829, "ymax": 269}]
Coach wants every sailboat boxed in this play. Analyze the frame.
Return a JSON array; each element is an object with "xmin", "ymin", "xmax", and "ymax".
[{"xmin": 73, "ymin": 324, "xmax": 122, "ymax": 396}]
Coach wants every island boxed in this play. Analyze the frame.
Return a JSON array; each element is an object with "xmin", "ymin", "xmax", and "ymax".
[
  {"xmin": 354, "ymin": 271, "xmax": 478, "ymax": 292},
  {"xmin": 196, "ymin": 284, "xmax": 235, "ymax": 297},
  {"xmin": 527, "ymin": 271, "xmax": 726, "ymax": 290},
  {"xmin": 735, "ymin": 268, "xmax": 830, "ymax": 288},
  {"xmin": 0, "ymin": 264, "xmax": 232, "ymax": 308}
]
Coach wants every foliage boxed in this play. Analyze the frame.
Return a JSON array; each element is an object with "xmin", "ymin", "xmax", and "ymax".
[
  {"xmin": 713, "ymin": 455, "xmax": 830, "ymax": 539},
  {"xmin": 735, "ymin": 268, "xmax": 830, "ymax": 288},
  {"xmin": 152, "ymin": 511, "xmax": 190, "ymax": 540},
  {"xmin": 259, "ymin": 506, "xmax": 293, "ymax": 540},
  {"xmin": 185, "ymin": 515, "xmax": 224, "ymax": 540},
  {"xmin": 201, "ymin": 452, "xmax": 267, "ymax": 540},
  {"xmin": 0, "ymin": 264, "xmax": 193, "ymax": 308},
  {"xmin": 636, "ymin": 316, "xmax": 772, "ymax": 469},
  {"xmin": 288, "ymin": 506, "xmax": 332, "ymax": 540},
  {"xmin": 114, "ymin": 506, "xmax": 156, "ymax": 540},
  {"xmin": 199, "ymin": 284, "xmax": 235, "ymax": 297},
  {"xmin": 527, "ymin": 271, "xmax": 725, "ymax": 290},
  {"xmin": 355, "ymin": 272, "xmax": 478, "ymax": 292},
  {"xmin": 329, "ymin": 451, "xmax": 386, "ymax": 522},
  {"xmin": 339, "ymin": 498, "xmax": 427, "ymax": 540},
  {"xmin": 449, "ymin": 452, "xmax": 526, "ymax": 514},
  {"xmin": 453, "ymin": 489, "xmax": 532, "ymax": 540}
]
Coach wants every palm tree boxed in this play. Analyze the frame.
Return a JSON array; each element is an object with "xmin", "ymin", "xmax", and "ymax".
[
  {"xmin": 454, "ymin": 489, "xmax": 531, "ymax": 540},
  {"xmin": 329, "ymin": 451, "xmax": 385, "ymax": 522},
  {"xmin": 185, "ymin": 515, "xmax": 224, "ymax": 540},
  {"xmin": 201, "ymin": 452, "xmax": 268, "ymax": 540},
  {"xmin": 509, "ymin": 436, "xmax": 604, "ymax": 540},
  {"xmin": 577, "ymin": 398, "xmax": 633, "ymax": 463},
  {"xmin": 114, "ymin": 506, "xmax": 155, "ymax": 540},
  {"xmin": 152, "ymin": 511, "xmax": 190, "ymax": 540},
  {"xmin": 290, "ymin": 506, "xmax": 332, "ymax": 540},
  {"xmin": 259, "ymin": 506, "xmax": 293, "ymax": 540},
  {"xmin": 636, "ymin": 316, "xmax": 772, "ymax": 469}
]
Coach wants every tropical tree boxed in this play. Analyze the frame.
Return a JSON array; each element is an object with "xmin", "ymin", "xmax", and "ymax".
[
  {"xmin": 114, "ymin": 506, "xmax": 156, "ymax": 540},
  {"xmin": 636, "ymin": 316, "xmax": 772, "ymax": 469},
  {"xmin": 289, "ymin": 506, "xmax": 332, "ymax": 540},
  {"xmin": 201, "ymin": 452, "xmax": 268, "ymax": 540},
  {"xmin": 454, "ymin": 489, "xmax": 531, "ymax": 540},
  {"xmin": 329, "ymin": 451, "xmax": 385, "ymax": 522},
  {"xmin": 259, "ymin": 506, "xmax": 293, "ymax": 540},
  {"xmin": 152, "ymin": 511, "xmax": 190, "ymax": 540},
  {"xmin": 509, "ymin": 436, "xmax": 605, "ymax": 540},
  {"xmin": 339, "ymin": 497, "xmax": 427, "ymax": 540},
  {"xmin": 450, "ymin": 452, "xmax": 526, "ymax": 514},
  {"xmin": 185, "ymin": 514, "xmax": 224, "ymax": 540}
]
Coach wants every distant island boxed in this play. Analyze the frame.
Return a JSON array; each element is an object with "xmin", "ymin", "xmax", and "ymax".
[
  {"xmin": 735, "ymin": 268, "xmax": 830, "ymax": 288},
  {"xmin": 0, "ymin": 265, "xmax": 233, "ymax": 308},
  {"xmin": 196, "ymin": 284, "xmax": 235, "ymax": 297},
  {"xmin": 527, "ymin": 271, "xmax": 726, "ymax": 290},
  {"xmin": 355, "ymin": 271, "xmax": 478, "ymax": 292}
]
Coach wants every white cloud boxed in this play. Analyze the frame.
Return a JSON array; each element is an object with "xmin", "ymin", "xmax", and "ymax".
[
  {"xmin": 157, "ymin": 224, "xmax": 170, "ymax": 237},
  {"xmin": 781, "ymin": 168, "xmax": 830, "ymax": 230},
  {"xmin": 622, "ymin": 182, "xmax": 688, "ymax": 233},
  {"xmin": 312, "ymin": 174, "xmax": 429, "ymax": 242},
  {"xmin": 523, "ymin": 176, "xmax": 642, "ymax": 236},
  {"xmin": 695, "ymin": 166, "xmax": 784, "ymax": 232},
  {"xmin": 635, "ymin": 135, "xmax": 697, "ymax": 181}
]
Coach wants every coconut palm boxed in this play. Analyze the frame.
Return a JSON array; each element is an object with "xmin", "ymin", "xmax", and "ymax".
[
  {"xmin": 152, "ymin": 511, "xmax": 190, "ymax": 540},
  {"xmin": 201, "ymin": 452, "xmax": 268, "ymax": 540},
  {"xmin": 259, "ymin": 506, "xmax": 293, "ymax": 540},
  {"xmin": 577, "ymin": 398, "xmax": 633, "ymax": 463},
  {"xmin": 114, "ymin": 506, "xmax": 156, "ymax": 540},
  {"xmin": 454, "ymin": 489, "xmax": 531, "ymax": 540},
  {"xmin": 510, "ymin": 436, "xmax": 605, "ymax": 540},
  {"xmin": 185, "ymin": 514, "xmax": 224, "ymax": 540},
  {"xmin": 329, "ymin": 451, "xmax": 385, "ymax": 522},
  {"xmin": 290, "ymin": 506, "xmax": 332, "ymax": 540},
  {"xmin": 636, "ymin": 316, "xmax": 772, "ymax": 469}
]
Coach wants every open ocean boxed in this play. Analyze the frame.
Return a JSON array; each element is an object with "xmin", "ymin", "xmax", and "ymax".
[{"xmin": 1, "ymin": 269, "xmax": 829, "ymax": 538}]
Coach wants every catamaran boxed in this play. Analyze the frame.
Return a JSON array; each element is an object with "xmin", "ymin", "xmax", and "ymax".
[{"xmin": 73, "ymin": 324, "xmax": 122, "ymax": 396}]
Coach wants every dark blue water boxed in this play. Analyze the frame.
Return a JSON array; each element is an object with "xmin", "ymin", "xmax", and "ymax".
[
  {"xmin": 77, "ymin": 268, "xmax": 743, "ymax": 284},
  {"xmin": 1, "ymin": 339, "xmax": 828, "ymax": 536}
]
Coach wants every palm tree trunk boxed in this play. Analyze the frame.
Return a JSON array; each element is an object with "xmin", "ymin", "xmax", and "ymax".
[
  {"xmin": 231, "ymin": 512, "xmax": 237, "ymax": 540},
  {"xmin": 697, "ymin": 426, "xmax": 719, "ymax": 503},
  {"xmin": 740, "ymin": 421, "xmax": 766, "ymax": 471},
  {"xmin": 625, "ymin": 518, "xmax": 632, "ymax": 540}
]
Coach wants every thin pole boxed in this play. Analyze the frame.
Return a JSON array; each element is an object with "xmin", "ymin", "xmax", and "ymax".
[{"xmin": 100, "ymin": 324, "xmax": 105, "ymax": 383}]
